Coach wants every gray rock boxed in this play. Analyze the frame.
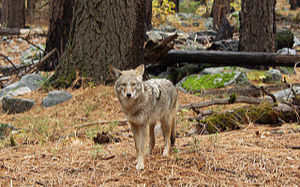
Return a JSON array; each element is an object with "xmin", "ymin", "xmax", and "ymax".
[
  {"xmin": 293, "ymin": 36, "xmax": 300, "ymax": 47},
  {"xmin": 0, "ymin": 74, "xmax": 43, "ymax": 100},
  {"xmin": 21, "ymin": 44, "xmax": 45, "ymax": 64},
  {"xmin": 202, "ymin": 67, "xmax": 227, "ymax": 74},
  {"xmin": 146, "ymin": 31, "xmax": 162, "ymax": 42},
  {"xmin": 209, "ymin": 39, "xmax": 239, "ymax": 51},
  {"xmin": 180, "ymin": 22, "xmax": 190, "ymax": 27},
  {"xmin": 176, "ymin": 13, "xmax": 194, "ymax": 20},
  {"xmin": 263, "ymin": 69, "xmax": 282, "ymax": 83},
  {"xmin": 42, "ymin": 90, "xmax": 73, "ymax": 108},
  {"xmin": 2, "ymin": 96, "xmax": 35, "ymax": 114},
  {"xmin": 192, "ymin": 22, "xmax": 200, "ymax": 27},
  {"xmin": 278, "ymin": 67, "xmax": 294, "ymax": 75},
  {"xmin": 277, "ymin": 48, "xmax": 297, "ymax": 54},
  {"xmin": 205, "ymin": 17, "xmax": 213, "ymax": 30},
  {"xmin": 273, "ymin": 87, "xmax": 300, "ymax": 101},
  {"xmin": 158, "ymin": 25, "xmax": 176, "ymax": 32}
]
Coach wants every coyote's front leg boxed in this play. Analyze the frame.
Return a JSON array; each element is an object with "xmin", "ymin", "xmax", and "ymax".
[{"xmin": 134, "ymin": 125, "xmax": 149, "ymax": 170}]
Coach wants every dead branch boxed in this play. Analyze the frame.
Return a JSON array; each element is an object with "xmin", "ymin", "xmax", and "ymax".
[
  {"xmin": 20, "ymin": 37, "xmax": 45, "ymax": 53},
  {"xmin": 0, "ymin": 54, "xmax": 19, "ymax": 73},
  {"xmin": 144, "ymin": 33, "xmax": 178, "ymax": 65},
  {"xmin": 189, "ymin": 84, "xmax": 300, "ymax": 97},
  {"xmin": 1, "ymin": 48, "xmax": 57, "ymax": 88},
  {"xmin": 261, "ymin": 86, "xmax": 277, "ymax": 103},
  {"xmin": 179, "ymin": 95, "xmax": 272, "ymax": 110},
  {"xmin": 285, "ymin": 145, "xmax": 300, "ymax": 150},
  {"xmin": 75, "ymin": 119, "xmax": 128, "ymax": 129},
  {"xmin": 160, "ymin": 50, "xmax": 300, "ymax": 67},
  {"xmin": 0, "ymin": 28, "xmax": 47, "ymax": 37}
]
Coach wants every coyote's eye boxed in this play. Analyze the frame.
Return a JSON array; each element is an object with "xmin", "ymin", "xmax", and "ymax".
[
  {"xmin": 120, "ymin": 83, "xmax": 126, "ymax": 87},
  {"xmin": 131, "ymin": 83, "xmax": 136, "ymax": 86}
]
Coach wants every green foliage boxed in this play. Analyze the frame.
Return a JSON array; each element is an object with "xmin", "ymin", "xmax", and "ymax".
[
  {"xmin": 180, "ymin": 0, "xmax": 202, "ymax": 13},
  {"xmin": 152, "ymin": 0, "xmax": 176, "ymax": 27},
  {"xmin": 230, "ymin": 0, "xmax": 241, "ymax": 12},
  {"xmin": 195, "ymin": 0, "xmax": 213, "ymax": 17},
  {"xmin": 181, "ymin": 72, "xmax": 236, "ymax": 91}
]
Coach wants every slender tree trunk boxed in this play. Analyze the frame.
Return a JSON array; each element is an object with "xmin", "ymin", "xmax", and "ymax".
[
  {"xmin": 50, "ymin": 0, "xmax": 145, "ymax": 87},
  {"xmin": 290, "ymin": 0, "xmax": 297, "ymax": 10},
  {"xmin": 239, "ymin": 0, "xmax": 276, "ymax": 52},
  {"xmin": 1, "ymin": 0, "xmax": 25, "ymax": 28},
  {"xmin": 212, "ymin": 0, "xmax": 230, "ymax": 30},
  {"xmin": 26, "ymin": 0, "xmax": 37, "ymax": 24},
  {"xmin": 170, "ymin": 0, "xmax": 179, "ymax": 12},
  {"xmin": 43, "ymin": 0, "xmax": 74, "ymax": 71},
  {"xmin": 145, "ymin": 0, "xmax": 152, "ymax": 31}
]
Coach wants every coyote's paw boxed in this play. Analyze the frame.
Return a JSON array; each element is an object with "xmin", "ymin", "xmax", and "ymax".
[{"xmin": 136, "ymin": 162, "xmax": 144, "ymax": 170}]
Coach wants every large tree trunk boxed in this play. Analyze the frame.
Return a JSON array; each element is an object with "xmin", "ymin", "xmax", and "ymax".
[
  {"xmin": 43, "ymin": 0, "xmax": 74, "ymax": 71},
  {"xmin": 239, "ymin": 0, "xmax": 276, "ymax": 52},
  {"xmin": 49, "ymin": 0, "xmax": 145, "ymax": 87},
  {"xmin": 211, "ymin": 0, "xmax": 230, "ymax": 31},
  {"xmin": 1, "ymin": 0, "xmax": 25, "ymax": 28},
  {"xmin": 145, "ymin": 0, "xmax": 152, "ymax": 31}
]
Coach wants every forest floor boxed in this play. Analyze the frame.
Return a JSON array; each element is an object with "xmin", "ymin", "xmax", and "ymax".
[
  {"xmin": 1, "ymin": 0, "xmax": 300, "ymax": 186},
  {"xmin": 0, "ymin": 85, "xmax": 300, "ymax": 186}
]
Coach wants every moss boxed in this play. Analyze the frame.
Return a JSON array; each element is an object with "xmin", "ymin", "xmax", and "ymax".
[
  {"xmin": 202, "ymin": 113, "xmax": 240, "ymax": 134},
  {"xmin": 198, "ymin": 104, "xmax": 294, "ymax": 134},
  {"xmin": 181, "ymin": 72, "xmax": 236, "ymax": 91},
  {"xmin": 229, "ymin": 94, "xmax": 237, "ymax": 103}
]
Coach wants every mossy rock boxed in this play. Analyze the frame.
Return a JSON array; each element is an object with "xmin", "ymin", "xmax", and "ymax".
[{"xmin": 177, "ymin": 70, "xmax": 250, "ymax": 92}]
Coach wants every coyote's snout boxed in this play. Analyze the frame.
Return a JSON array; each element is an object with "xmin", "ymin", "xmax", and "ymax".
[{"xmin": 110, "ymin": 64, "xmax": 178, "ymax": 170}]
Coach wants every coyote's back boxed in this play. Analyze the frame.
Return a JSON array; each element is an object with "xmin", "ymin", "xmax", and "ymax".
[{"xmin": 110, "ymin": 64, "xmax": 178, "ymax": 170}]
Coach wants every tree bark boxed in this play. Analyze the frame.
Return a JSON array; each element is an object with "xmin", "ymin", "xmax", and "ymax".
[
  {"xmin": 43, "ymin": 0, "xmax": 74, "ymax": 71},
  {"xmin": 239, "ymin": 0, "xmax": 276, "ymax": 52},
  {"xmin": 1, "ymin": 0, "xmax": 25, "ymax": 28},
  {"xmin": 145, "ymin": 0, "xmax": 152, "ymax": 31},
  {"xmin": 170, "ymin": 0, "xmax": 179, "ymax": 12},
  {"xmin": 49, "ymin": 0, "xmax": 145, "ymax": 87},
  {"xmin": 212, "ymin": 0, "xmax": 230, "ymax": 31},
  {"xmin": 160, "ymin": 50, "xmax": 300, "ymax": 67},
  {"xmin": 290, "ymin": 0, "xmax": 298, "ymax": 10}
]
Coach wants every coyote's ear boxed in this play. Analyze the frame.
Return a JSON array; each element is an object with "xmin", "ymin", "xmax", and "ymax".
[
  {"xmin": 109, "ymin": 65, "xmax": 122, "ymax": 80},
  {"xmin": 135, "ymin": 64, "xmax": 144, "ymax": 76}
]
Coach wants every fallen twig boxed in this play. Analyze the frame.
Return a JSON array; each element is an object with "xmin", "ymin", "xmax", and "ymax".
[
  {"xmin": 0, "ymin": 54, "xmax": 19, "ymax": 73},
  {"xmin": 75, "ymin": 119, "xmax": 128, "ymax": 129},
  {"xmin": 285, "ymin": 145, "xmax": 300, "ymax": 150},
  {"xmin": 20, "ymin": 37, "xmax": 45, "ymax": 53},
  {"xmin": 100, "ymin": 155, "xmax": 116, "ymax": 160},
  {"xmin": 261, "ymin": 86, "xmax": 277, "ymax": 103},
  {"xmin": 2, "ymin": 48, "xmax": 57, "ymax": 87}
]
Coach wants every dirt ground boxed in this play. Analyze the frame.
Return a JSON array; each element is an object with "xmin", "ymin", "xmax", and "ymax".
[
  {"xmin": 1, "ymin": 1, "xmax": 300, "ymax": 185},
  {"xmin": 0, "ymin": 85, "xmax": 299, "ymax": 186}
]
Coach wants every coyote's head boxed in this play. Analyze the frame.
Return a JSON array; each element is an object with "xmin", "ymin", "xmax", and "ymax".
[{"xmin": 109, "ymin": 64, "xmax": 144, "ymax": 100}]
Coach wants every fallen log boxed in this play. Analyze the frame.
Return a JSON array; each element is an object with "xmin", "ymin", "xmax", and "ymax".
[
  {"xmin": 192, "ymin": 83, "xmax": 300, "ymax": 97},
  {"xmin": 160, "ymin": 50, "xmax": 300, "ymax": 67},
  {"xmin": 196, "ymin": 103, "xmax": 299, "ymax": 134},
  {"xmin": 179, "ymin": 95, "xmax": 273, "ymax": 110},
  {"xmin": 0, "ymin": 28, "xmax": 47, "ymax": 36}
]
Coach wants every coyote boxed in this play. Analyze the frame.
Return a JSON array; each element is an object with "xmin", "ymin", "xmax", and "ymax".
[{"xmin": 109, "ymin": 64, "xmax": 178, "ymax": 170}]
